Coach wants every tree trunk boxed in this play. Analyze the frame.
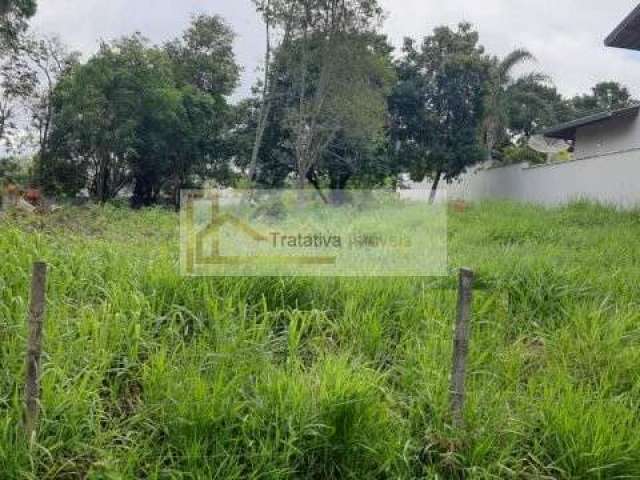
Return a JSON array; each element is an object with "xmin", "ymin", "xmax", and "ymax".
[
  {"xmin": 131, "ymin": 175, "xmax": 155, "ymax": 209},
  {"xmin": 486, "ymin": 140, "xmax": 494, "ymax": 163},
  {"xmin": 429, "ymin": 171, "xmax": 442, "ymax": 205},
  {"xmin": 486, "ymin": 126, "xmax": 496, "ymax": 163},
  {"xmin": 248, "ymin": 103, "xmax": 272, "ymax": 182},
  {"xmin": 248, "ymin": 4, "xmax": 273, "ymax": 183},
  {"xmin": 172, "ymin": 176, "xmax": 182, "ymax": 212},
  {"xmin": 306, "ymin": 170, "xmax": 329, "ymax": 204},
  {"xmin": 296, "ymin": 166, "xmax": 307, "ymax": 205},
  {"xmin": 296, "ymin": 170, "xmax": 307, "ymax": 190},
  {"xmin": 329, "ymin": 170, "xmax": 351, "ymax": 205}
]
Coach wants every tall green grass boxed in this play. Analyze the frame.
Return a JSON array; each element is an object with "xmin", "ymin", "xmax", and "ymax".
[{"xmin": 1, "ymin": 200, "xmax": 639, "ymax": 479}]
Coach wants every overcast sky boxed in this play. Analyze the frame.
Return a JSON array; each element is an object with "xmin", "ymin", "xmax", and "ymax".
[{"xmin": 31, "ymin": 0, "xmax": 640, "ymax": 100}]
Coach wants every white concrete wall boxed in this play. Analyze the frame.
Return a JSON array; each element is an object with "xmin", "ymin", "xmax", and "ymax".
[
  {"xmin": 402, "ymin": 112, "xmax": 640, "ymax": 208},
  {"xmin": 430, "ymin": 149, "xmax": 640, "ymax": 208},
  {"xmin": 575, "ymin": 110, "xmax": 640, "ymax": 160}
]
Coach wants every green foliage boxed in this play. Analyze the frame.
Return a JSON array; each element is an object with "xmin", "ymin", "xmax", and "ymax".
[
  {"xmin": 3, "ymin": 201, "xmax": 640, "ymax": 477},
  {"xmin": 390, "ymin": 23, "xmax": 489, "ymax": 187},
  {"xmin": 0, "ymin": 0, "xmax": 36, "ymax": 17},
  {"xmin": 571, "ymin": 81, "xmax": 635, "ymax": 116},
  {"xmin": 233, "ymin": 95, "xmax": 294, "ymax": 188},
  {"xmin": 47, "ymin": 34, "xmax": 174, "ymax": 200},
  {"xmin": 165, "ymin": 13, "xmax": 239, "ymax": 96},
  {"xmin": 506, "ymin": 78, "xmax": 574, "ymax": 136},
  {"xmin": 22, "ymin": 37, "xmax": 79, "ymax": 119},
  {"xmin": 277, "ymin": 30, "xmax": 396, "ymax": 190},
  {"xmin": 481, "ymin": 49, "xmax": 541, "ymax": 159},
  {"xmin": 237, "ymin": 32, "xmax": 397, "ymax": 190},
  {"xmin": 500, "ymin": 143, "xmax": 546, "ymax": 165},
  {"xmin": 495, "ymin": 80, "xmax": 635, "ymax": 167},
  {"xmin": 0, "ymin": 155, "xmax": 30, "ymax": 184},
  {"xmin": 0, "ymin": 0, "xmax": 36, "ymax": 46},
  {"xmin": 45, "ymin": 16, "xmax": 240, "ymax": 205},
  {"xmin": 246, "ymin": 0, "xmax": 395, "ymax": 191},
  {"xmin": 7, "ymin": 4, "xmax": 637, "ymax": 204}
]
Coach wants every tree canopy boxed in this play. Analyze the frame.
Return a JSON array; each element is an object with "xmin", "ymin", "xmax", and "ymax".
[
  {"xmin": 571, "ymin": 81, "xmax": 634, "ymax": 116},
  {"xmin": 390, "ymin": 23, "xmax": 489, "ymax": 200},
  {"xmin": 1, "ymin": 2, "xmax": 636, "ymax": 206},
  {"xmin": 165, "ymin": 14, "xmax": 239, "ymax": 96},
  {"xmin": 42, "ymin": 16, "xmax": 239, "ymax": 206},
  {"xmin": 0, "ymin": 0, "xmax": 36, "ymax": 45},
  {"xmin": 480, "ymin": 49, "xmax": 545, "ymax": 161},
  {"xmin": 239, "ymin": 0, "xmax": 396, "ymax": 200}
]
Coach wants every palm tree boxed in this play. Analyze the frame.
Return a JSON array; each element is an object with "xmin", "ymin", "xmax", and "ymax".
[{"xmin": 481, "ymin": 49, "xmax": 547, "ymax": 162}]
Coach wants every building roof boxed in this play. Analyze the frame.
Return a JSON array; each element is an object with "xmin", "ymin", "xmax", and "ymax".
[
  {"xmin": 542, "ymin": 104, "xmax": 640, "ymax": 141},
  {"xmin": 605, "ymin": 4, "xmax": 640, "ymax": 50}
]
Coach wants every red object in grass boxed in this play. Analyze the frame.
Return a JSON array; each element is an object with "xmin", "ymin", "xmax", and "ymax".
[{"xmin": 24, "ymin": 188, "xmax": 42, "ymax": 206}]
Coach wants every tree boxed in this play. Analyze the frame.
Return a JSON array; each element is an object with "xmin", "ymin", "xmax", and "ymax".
[
  {"xmin": 129, "ymin": 84, "xmax": 235, "ymax": 208},
  {"xmin": 249, "ymin": 0, "xmax": 389, "ymax": 194},
  {"xmin": 46, "ymin": 35, "xmax": 164, "ymax": 200},
  {"xmin": 21, "ymin": 35, "xmax": 79, "ymax": 172},
  {"xmin": 152, "ymin": 14, "xmax": 239, "ymax": 207},
  {"xmin": 247, "ymin": 0, "xmax": 289, "ymax": 183},
  {"xmin": 0, "ymin": 0, "xmax": 36, "ymax": 46},
  {"xmin": 45, "ymin": 16, "xmax": 240, "ymax": 205},
  {"xmin": 231, "ymin": 94, "xmax": 293, "ymax": 188},
  {"xmin": 390, "ymin": 23, "xmax": 489, "ymax": 202},
  {"xmin": 0, "ymin": 46, "xmax": 35, "ymax": 146},
  {"xmin": 237, "ymin": 28, "xmax": 395, "ymax": 197},
  {"xmin": 246, "ymin": 0, "xmax": 319, "ymax": 184},
  {"xmin": 165, "ymin": 14, "xmax": 239, "ymax": 96},
  {"xmin": 505, "ymin": 79, "xmax": 573, "ymax": 137},
  {"xmin": 0, "ymin": 2, "xmax": 39, "ymax": 162},
  {"xmin": 312, "ymin": 130, "xmax": 398, "ymax": 202},
  {"xmin": 571, "ymin": 81, "xmax": 634, "ymax": 116},
  {"xmin": 291, "ymin": 31, "xmax": 395, "ymax": 194},
  {"xmin": 483, "ymin": 78, "xmax": 574, "ymax": 166},
  {"xmin": 0, "ymin": 155, "xmax": 30, "ymax": 186},
  {"xmin": 481, "ymin": 49, "xmax": 545, "ymax": 161}
]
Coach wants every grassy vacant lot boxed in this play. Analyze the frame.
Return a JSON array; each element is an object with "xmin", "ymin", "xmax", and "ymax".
[{"xmin": 1, "ymin": 201, "xmax": 640, "ymax": 479}]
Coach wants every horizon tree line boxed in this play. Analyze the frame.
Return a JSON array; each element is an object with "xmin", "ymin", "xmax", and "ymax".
[{"xmin": 0, "ymin": 0, "xmax": 636, "ymax": 206}]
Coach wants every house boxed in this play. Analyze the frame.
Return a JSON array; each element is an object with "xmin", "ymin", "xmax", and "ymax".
[
  {"xmin": 542, "ymin": 104, "xmax": 640, "ymax": 162},
  {"xmin": 605, "ymin": 4, "xmax": 640, "ymax": 50},
  {"xmin": 539, "ymin": 5, "xmax": 640, "ymax": 163},
  {"xmin": 536, "ymin": 5, "xmax": 640, "ymax": 161},
  {"xmin": 542, "ymin": 5, "xmax": 640, "ymax": 160},
  {"xmin": 438, "ymin": 5, "xmax": 640, "ymax": 208}
]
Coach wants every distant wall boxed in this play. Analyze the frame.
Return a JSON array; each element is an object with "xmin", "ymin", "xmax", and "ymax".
[{"xmin": 407, "ymin": 150, "xmax": 640, "ymax": 208}]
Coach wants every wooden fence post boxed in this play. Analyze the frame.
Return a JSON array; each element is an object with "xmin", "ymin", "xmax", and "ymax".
[
  {"xmin": 24, "ymin": 261, "xmax": 47, "ymax": 442},
  {"xmin": 450, "ymin": 267, "xmax": 474, "ymax": 429}
]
